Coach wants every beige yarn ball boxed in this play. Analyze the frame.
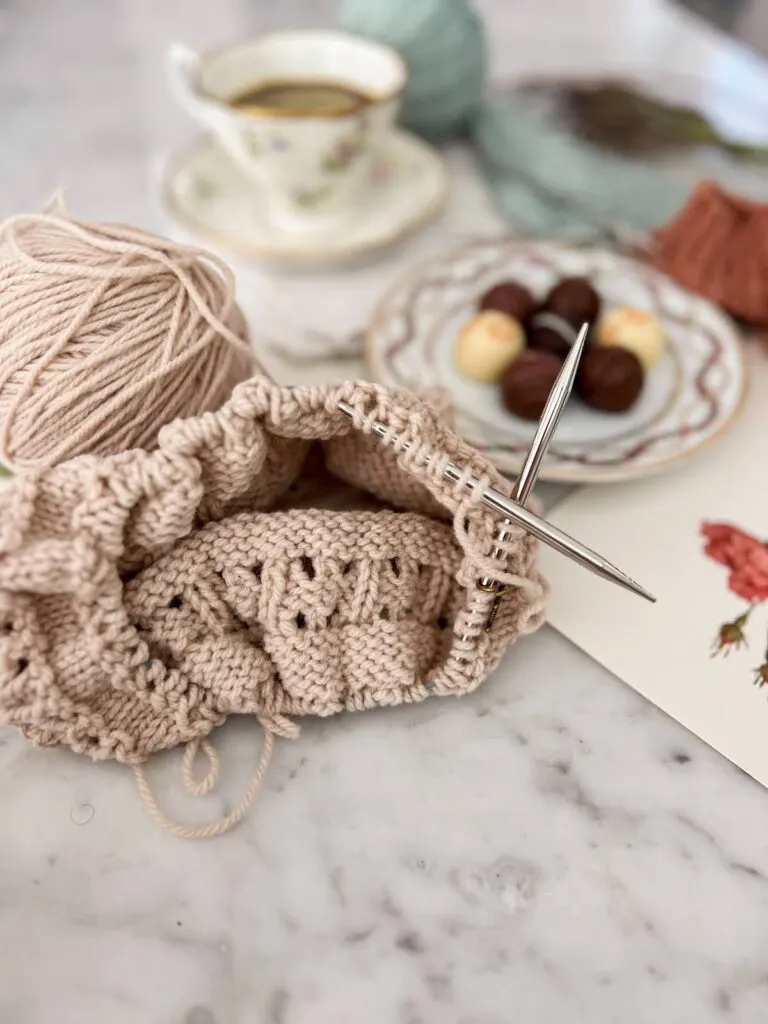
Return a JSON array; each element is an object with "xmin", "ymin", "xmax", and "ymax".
[{"xmin": 0, "ymin": 205, "xmax": 257, "ymax": 471}]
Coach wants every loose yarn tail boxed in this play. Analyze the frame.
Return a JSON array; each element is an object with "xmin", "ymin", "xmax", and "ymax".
[{"xmin": 132, "ymin": 725, "xmax": 275, "ymax": 839}]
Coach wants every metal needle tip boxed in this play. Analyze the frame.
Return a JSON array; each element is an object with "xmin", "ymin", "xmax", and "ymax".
[
  {"xmin": 510, "ymin": 320, "xmax": 655, "ymax": 603},
  {"xmin": 592, "ymin": 560, "xmax": 657, "ymax": 603},
  {"xmin": 513, "ymin": 321, "xmax": 589, "ymax": 505},
  {"xmin": 472, "ymin": 479, "xmax": 656, "ymax": 603},
  {"xmin": 336, "ymin": 325, "xmax": 657, "ymax": 607}
]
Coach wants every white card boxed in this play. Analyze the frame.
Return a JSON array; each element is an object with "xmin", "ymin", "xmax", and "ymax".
[{"xmin": 539, "ymin": 341, "xmax": 768, "ymax": 787}]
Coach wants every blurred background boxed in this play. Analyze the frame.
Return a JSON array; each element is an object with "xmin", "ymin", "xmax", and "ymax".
[
  {"xmin": 1, "ymin": 0, "xmax": 767, "ymax": 404},
  {"xmin": 2, "ymin": 0, "xmax": 767, "ymax": 225}
]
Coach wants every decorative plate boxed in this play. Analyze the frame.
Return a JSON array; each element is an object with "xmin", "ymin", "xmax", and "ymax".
[{"xmin": 367, "ymin": 239, "xmax": 747, "ymax": 483}]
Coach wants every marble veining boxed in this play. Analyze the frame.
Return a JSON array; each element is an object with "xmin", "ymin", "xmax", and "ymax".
[
  {"xmin": 3, "ymin": 627, "xmax": 768, "ymax": 1023},
  {"xmin": 2, "ymin": 1, "xmax": 768, "ymax": 1022}
]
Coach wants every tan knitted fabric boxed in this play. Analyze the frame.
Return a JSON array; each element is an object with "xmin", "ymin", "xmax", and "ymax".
[{"xmin": 0, "ymin": 375, "xmax": 546, "ymax": 767}]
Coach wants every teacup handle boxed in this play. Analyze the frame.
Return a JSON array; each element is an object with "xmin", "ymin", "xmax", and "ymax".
[{"xmin": 167, "ymin": 42, "xmax": 221, "ymax": 130}]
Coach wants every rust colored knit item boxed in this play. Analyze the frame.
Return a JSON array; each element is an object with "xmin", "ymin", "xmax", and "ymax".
[
  {"xmin": 653, "ymin": 180, "xmax": 768, "ymax": 326},
  {"xmin": 0, "ymin": 376, "xmax": 546, "ymax": 835}
]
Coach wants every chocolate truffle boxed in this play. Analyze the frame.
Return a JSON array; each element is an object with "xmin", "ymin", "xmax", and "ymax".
[
  {"xmin": 577, "ymin": 346, "xmax": 644, "ymax": 413},
  {"xmin": 527, "ymin": 311, "xmax": 579, "ymax": 360},
  {"xmin": 596, "ymin": 306, "xmax": 666, "ymax": 369},
  {"xmin": 455, "ymin": 310, "xmax": 525, "ymax": 383},
  {"xmin": 479, "ymin": 281, "xmax": 536, "ymax": 323},
  {"xmin": 500, "ymin": 349, "xmax": 563, "ymax": 421},
  {"xmin": 543, "ymin": 276, "xmax": 601, "ymax": 327}
]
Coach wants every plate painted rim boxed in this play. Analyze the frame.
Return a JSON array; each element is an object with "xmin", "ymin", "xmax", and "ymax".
[
  {"xmin": 366, "ymin": 237, "xmax": 749, "ymax": 484},
  {"xmin": 161, "ymin": 131, "xmax": 449, "ymax": 266}
]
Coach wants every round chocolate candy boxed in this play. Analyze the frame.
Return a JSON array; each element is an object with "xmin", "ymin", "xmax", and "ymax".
[
  {"xmin": 500, "ymin": 349, "xmax": 563, "ymax": 421},
  {"xmin": 478, "ymin": 280, "xmax": 537, "ymax": 323},
  {"xmin": 455, "ymin": 310, "xmax": 525, "ymax": 383},
  {"xmin": 543, "ymin": 276, "xmax": 601, "ymax": 327},
  {"xmin": 576, "ymin": 346, "xmax": 644, "ymax": 413},
  {"xmin": 527, "ymin": 311, "xmax": 579, "ymax": 360}
]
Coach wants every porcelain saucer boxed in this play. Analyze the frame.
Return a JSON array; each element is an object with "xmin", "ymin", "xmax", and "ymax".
[{"xmin": 161, "ymin": 130, "xmax": 448, "ymax": 266}]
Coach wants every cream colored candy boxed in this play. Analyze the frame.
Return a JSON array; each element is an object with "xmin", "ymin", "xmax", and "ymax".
[
  {"xmin": 596, "ymin": 306, "xmax": 666, "ymax": 370},
  {"xmin": 455, "ymin": 310, "xmax": 525, "ymax": 382}
]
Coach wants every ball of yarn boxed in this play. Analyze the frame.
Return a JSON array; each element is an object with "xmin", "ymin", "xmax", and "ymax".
[
  {"xmin": 339, "ymin": 0, "xmax": 487, "ymax": 143},
  {"xmin": 0, "ymin": 206, "xmax": 257, "ymax": 471}
]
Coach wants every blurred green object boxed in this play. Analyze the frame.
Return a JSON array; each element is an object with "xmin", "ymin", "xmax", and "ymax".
[
  {"xmin": 338, "ymin": 0, "xmax": 487, "ymax": 143},
  {"xmin": 563, "ymin": 81, "xmax": 768, "ymax": 162},
  {"xmin": 471, "ymin": 78, "xmax": 768, "ymax": 239},
  {"xmin": 473, "ymin": 92, "xmax": 690, "ymax": 241},
  {"xmin": 338, "ymin": 0, "xmax": 768, "ymax": 241}
]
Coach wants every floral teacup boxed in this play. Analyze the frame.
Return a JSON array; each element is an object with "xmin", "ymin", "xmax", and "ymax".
[{"xmin": 167, "ymin": 31, "xmax": 406, "ymax": 233}]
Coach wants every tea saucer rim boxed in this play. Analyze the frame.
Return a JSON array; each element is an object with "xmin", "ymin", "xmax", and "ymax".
[{"xmin": 161, "ymin": 129, "xmax": 449, "ymax": 266}]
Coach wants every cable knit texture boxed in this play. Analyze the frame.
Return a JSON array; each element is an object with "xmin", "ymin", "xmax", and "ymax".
[{"xmin": 0, "ymin": 375, "xmax": 547, "ymax": 764}]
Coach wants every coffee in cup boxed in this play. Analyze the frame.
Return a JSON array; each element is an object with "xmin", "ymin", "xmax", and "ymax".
[{"xmin": 167, "ymin": 31, "xmax": 407, "ymax": 233}]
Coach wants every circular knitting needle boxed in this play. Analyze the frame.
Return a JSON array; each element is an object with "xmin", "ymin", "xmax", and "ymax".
[
  {"xmin": 477, "ymin": 322, "xmax": 591, "ymax": 626},
  {"xmin": 514, "ymin": 322, "xmax": 590, "ymax": 505},
  {"xmin": 336, "ymin": 380, "xmax": 655, "ymax": 603}
]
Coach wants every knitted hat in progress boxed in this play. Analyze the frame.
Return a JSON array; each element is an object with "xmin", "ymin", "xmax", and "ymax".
[{"xmin": 0, "ymin": 376, "xmax": 547, "ymax": 832}]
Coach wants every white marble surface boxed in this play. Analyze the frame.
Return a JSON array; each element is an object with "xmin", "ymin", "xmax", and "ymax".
[{"xmin": 2, "ymin": 1, "xmax": 768, "ymax": 1022}]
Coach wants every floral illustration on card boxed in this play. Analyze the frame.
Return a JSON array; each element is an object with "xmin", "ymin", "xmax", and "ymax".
[{"xmin": 701, "ymin": 521, "xmax": 768, "ymax": 684}]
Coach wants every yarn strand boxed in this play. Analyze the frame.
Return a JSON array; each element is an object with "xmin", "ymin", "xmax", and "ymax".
[{"xmin": 132, "ymin": 727, "xmax": 275, "ymax": 839}]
